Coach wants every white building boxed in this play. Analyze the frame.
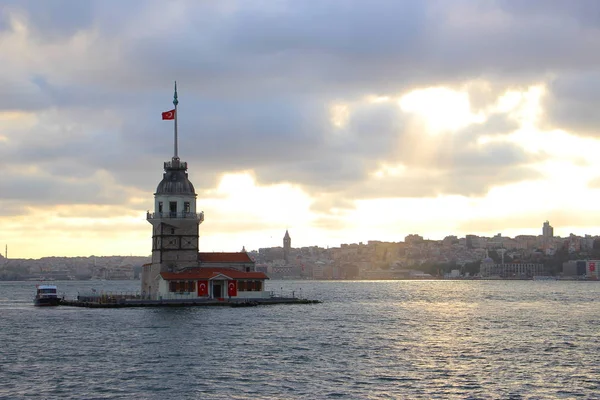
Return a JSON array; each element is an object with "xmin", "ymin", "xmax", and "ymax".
[
  {"xmin": 479, "ymin": 257, "xmax": 545, "ymax": 278},
  {"xmin": 158, "ymin": 267, "xmax": 270, "ymax": 300}
]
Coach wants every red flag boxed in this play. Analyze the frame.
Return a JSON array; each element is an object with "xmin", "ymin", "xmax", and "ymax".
[
  {"xmin": 227, "ymin": 280, "xmax": 237, "ymax": 297},
  {"xmin": 162, "ymin": 109, "xmax": 175, "ymax": 120},
  {"xmin": 197, "ymin": 280, "xmax": 209, "ymax": 297}
]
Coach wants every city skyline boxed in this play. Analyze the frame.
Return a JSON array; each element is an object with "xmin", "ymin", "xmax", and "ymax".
[
  {"xmin": 2, "ymin": 220, "xmax": 597, "ymax": 260},
  {"xmin": 3, "ymin": 1, "xmax": 600, "ymax": 258}
]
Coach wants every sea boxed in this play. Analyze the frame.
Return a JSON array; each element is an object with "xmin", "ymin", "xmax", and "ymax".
[{"xmin": 1, "ymin": 279, "xmax": 599, "ymax": 399}]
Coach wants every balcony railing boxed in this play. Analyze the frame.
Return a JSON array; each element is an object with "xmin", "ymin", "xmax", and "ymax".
[{"xmin": 147, "ymin": 211, "xmax": 204, "ymax": 222}]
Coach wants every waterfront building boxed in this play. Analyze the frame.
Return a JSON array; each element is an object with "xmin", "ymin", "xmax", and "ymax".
[
  {"xmin": 479, "ymin": 257, "xmax": 545, "ymax": 278},
  {"xmin": 140, "ymin": 83, "xmax": 269, "ymax": 299},
  {"xmin": 586, "ymin": 260, "xmax": 599, "ymax": 279},
  {"xmin": 562, "ymin": 259, "xmax": 599, "ymax": 279},
  {"xmin": 562, "ymin": 260, "xmax": 587, "ymax": 277}
]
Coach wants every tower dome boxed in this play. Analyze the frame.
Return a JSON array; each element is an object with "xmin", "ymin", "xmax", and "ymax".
[{"xmin": 155, "ymin": 158, "xmax": 196, "ymax": 195}]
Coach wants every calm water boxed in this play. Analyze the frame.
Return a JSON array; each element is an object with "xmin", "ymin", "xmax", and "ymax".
[{"xmin": 1, "ymin": 280, "xmax": 599, "ymax": 399}]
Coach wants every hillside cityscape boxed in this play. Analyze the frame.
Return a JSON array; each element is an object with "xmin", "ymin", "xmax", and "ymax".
[{"xmin": 1, "ymin": 221, "xmax": 599, "ymax": 281}]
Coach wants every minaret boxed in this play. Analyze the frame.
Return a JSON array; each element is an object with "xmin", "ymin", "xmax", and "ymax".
[
  {"xmin": 283, "ymin": 230, "xmax": 291, "ymax": 264},
  {"xmin": 141, "ymin": 82, "xmax": 204, "ymax": 297}
]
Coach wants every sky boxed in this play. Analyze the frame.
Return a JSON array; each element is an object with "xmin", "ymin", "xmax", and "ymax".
[{"xmin": 2, "ymin": 0, "xmax": 600, "ymax": 258}]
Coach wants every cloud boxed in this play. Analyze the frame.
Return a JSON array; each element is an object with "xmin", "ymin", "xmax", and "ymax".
[
  {"xmin": 0, "ymin": 0, "xmax": 95, "ymax": 39},
  {"xmin": 541, "ymin": 73, "xmax": 600, "ymax": 136},
  {"xmin": 0, "ymin": 0, "xmax": 598, "ymax": 223},
  {"xmin": 4, "ymin": 0, "xmax": 599, "ymax": 99}
]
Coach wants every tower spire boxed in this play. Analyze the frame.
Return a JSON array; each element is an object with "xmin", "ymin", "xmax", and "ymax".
[{"xmin": 173, "ymin": 81, "xmax": 179, "ymax": 159}]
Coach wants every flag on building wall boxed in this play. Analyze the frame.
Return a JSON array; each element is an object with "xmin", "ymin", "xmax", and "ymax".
[
  {"xmin": 227, "ymin": 280, "xmax": 237, "ymax": 297},
  {"xmin": 162, "ymin": 109, "xmax": 175, "ymax": 120},
  {"xmin": 197, "ymin": 280, "xmax": 209, "ymax": 296}
]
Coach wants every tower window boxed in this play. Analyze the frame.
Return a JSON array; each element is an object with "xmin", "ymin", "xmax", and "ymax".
[
  {"xmin": 169, "ymin": 201, "xmax": 177, "ymax": 217},
  {"xmin": 184, "ymin": 202, "xmax": 190, "ymax": 213},
  {"xmin": 158, "ymin": 202, "xmax": 163, "ymax": 213}
]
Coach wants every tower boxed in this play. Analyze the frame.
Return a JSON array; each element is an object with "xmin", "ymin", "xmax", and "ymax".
[
  {"xmin": 141, "ymin": 83, "xmax": 204, "ymax": 297},
  {"xmin": 283, "ymin": 230, "xmax": 291, "ymax": 264},
  {"xmin": 542, "ymin": 220, "xmax": 554, "ymax": 238}
]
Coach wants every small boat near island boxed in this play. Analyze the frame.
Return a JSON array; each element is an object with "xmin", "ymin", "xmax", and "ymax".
[{"xmin": 34, "ymin": 285, "xmax": 61, "ymax": 306}]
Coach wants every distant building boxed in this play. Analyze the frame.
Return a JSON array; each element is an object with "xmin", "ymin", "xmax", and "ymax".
[
  {"xmin": 563, "ymin": 260, "xmax": 599, "ymax": 279},
  {"xmin": 543, "ymin": 221, "xmax": 554, "ymax": 238},
  {"xmin": 465, "ymin": 234, "xmax": 481, "ymax": 249},
  {"xmin": 405, "ymin": 234, "xmax": 424, "ymax": 245},
  {"xmin": 442, "ymin": 236, "xmax": 459, "ymax": 246},
  {"xmin": 480, "ymin": 257, "xmax": 544, "ymax": 278},
  {"xmin": 283, "ymin": 230, "xmax": 291, "ymax": 264}
]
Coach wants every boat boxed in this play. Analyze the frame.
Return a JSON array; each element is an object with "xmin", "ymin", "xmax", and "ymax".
[{"xmin": 34, "ymin": 285, "xmax": 61, "ymax": 306}]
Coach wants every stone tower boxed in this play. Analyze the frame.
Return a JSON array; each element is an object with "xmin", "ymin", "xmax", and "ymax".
[
  {"xmin": 283, "ymin": 230, "xmax": 291, "ymax": 264},
  {"xmin": 141, "ymin": 83, "xmax": 204, "ymax": 297}
]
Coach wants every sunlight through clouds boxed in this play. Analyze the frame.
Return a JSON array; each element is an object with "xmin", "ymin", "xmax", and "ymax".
[
  {"xmin": 372, "ymin": 163, "xmax": 407, "ymax": 179},
  {"xmin": 204, "ymin": 171, "xmax": 313, "ymax": 230},
  {"xmin": 399, "ymin": 87, "xmax": 485, "ymax": 132},
  {"xmin": 493, "ymin": 85, "xmax": 545, "ymax": 127},
  {"xmin": 329, "ymin": 103, "xmax": 350, "ymax": 129}
]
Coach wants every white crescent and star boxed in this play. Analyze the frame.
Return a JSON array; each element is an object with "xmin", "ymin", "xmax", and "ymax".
[{"xmin": 165, "ymin": 112, "xmax": 173, "ymax": 118}]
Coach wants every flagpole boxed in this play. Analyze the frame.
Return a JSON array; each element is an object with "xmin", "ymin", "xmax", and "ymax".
[{"xmin": 173, "ymin": 81, "xmax": 179, "ymax": 159}]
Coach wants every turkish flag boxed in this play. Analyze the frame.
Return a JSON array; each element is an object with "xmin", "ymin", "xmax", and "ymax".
[
  {"xmin": 162, "ymin": 109, "xmax": 175, "ymax": 120},
  {"xmin": 227, "ymin": 280, "xmax": 237, "ymax": 297},
  {"xmin": 197, "ymin": 280, "xmax": 209, "ymax": 296}
]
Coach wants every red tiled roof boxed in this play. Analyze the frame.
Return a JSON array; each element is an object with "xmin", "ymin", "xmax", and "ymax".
[
  {"xmin": 160, "ymin": 267, "xmax": 268, "ymax": 281},
  {"xmin": 198, "ymin": 252, "xmax": 254, "ymax": 263}
]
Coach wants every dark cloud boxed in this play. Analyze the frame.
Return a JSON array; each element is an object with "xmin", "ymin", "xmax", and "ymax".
[
  {"xmin": 495, "ymin": 0, "xmax": 600, "ymax": 29},
  {"xmin": 5, "ymin": 0, "xmax": 599, "ymax": 98},
  {"xmin": 0, "ymin": 171, "xmax": 132, "ymax": 205},
  {"xmin": 0, "ymin": 0, "xmax": 95, "ymax": 38},
  {"xmin": 542, "ymin": 73, "xmax": 600, "ymax": 136}
]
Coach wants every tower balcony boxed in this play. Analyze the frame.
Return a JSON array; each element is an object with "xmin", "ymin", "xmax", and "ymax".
[
  {"xmin": 164, "ymin": 160, "xmax": 187, "ymax": 170},
  {"xmin": 147, "ymin": 211, "xmax": 204, "ymax": 223}
]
